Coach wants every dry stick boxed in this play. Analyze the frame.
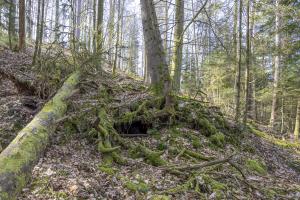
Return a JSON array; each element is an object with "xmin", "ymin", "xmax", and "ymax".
[{"xmin": 161, "ymin": 155, "xmax": 234, "ymax": 171}]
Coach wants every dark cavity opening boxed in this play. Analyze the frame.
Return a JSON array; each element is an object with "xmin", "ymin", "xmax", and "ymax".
[{"xmin": 114, "ymin": 121, "xmax": 150, "ymax": 137}]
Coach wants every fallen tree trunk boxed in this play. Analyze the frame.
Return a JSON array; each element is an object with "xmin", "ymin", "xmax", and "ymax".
[{"xmin": 0, "ymin": 71, "xmax": 81, "ymax": 200}]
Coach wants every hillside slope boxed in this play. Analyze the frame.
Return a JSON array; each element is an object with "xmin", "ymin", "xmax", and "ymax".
[{"xmin": 0, "ymin": 49, "xmax": 299, "ymax": 200}]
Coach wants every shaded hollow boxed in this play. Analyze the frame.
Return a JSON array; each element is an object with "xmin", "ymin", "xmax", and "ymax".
[{"xmin": 114, "ymin": 121, "xmax": 150, "ymax": 137}]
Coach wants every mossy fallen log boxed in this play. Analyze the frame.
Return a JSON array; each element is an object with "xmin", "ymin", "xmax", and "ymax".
[{"xmin": 0, "ymin": 71, "xmax": 81, "ymax": 200}]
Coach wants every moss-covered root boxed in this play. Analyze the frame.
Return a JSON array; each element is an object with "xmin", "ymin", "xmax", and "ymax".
[
  {"xmin": 169, "ymin": 146, "xmax": 212, "ymax": 161},
  {"xmin": 96, "ymin": 108, "xmax": 125, "ymax": 165},
  {"xmin": 0, "ymin": 71, "xmax": 81, "ymax": 200},
  {"xmin": 132, "ymin": 144, "xmax": 167, "ymax": 166}
]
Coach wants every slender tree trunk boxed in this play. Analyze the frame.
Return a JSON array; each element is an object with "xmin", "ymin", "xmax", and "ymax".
[
  {"xmin": 243, "ymin": 0, "xmax": 251, "ymax": 124},
  {"xmin": 108, "ymin": 0, "xmax": 115, "ymax": 65},
  {"xmin": 96, "ymin": 0, "xmax": 104, "ymax": 69},
  {"xmin": 18, "ymin": 0, "xmax": 26, "ymax": 51},
  {"xmin": 269, "ymin": 0, "xmax": 280, "ymax": 129},
  {"xmin": 93, "ymin": 0, "xmax": 97, "ymax": 53},
  {"xmin": 280, "ymin": 96, "xmax": 284, "ymax": 134},
  {"xmin": 164, "ymin": 0, "xmax": 168, "ymax": 52},
  {"xmin": 32, "ymin": 0, "xmax": 41, "ymax": 65},
  {"xmin": 294, "ymin": 99, "xmax": 300, "ymax": 140},
  {"xmin": 170, "ymin": 0, "xmax": 184, "ymax": 93},
  {"xmin": 97, "ymin": 0, "xmax": 104, "ymax": 50},
  {"xmin": 112, "ymin": 0, "xmax": 122, "ymax": 74},
  {"xmin": 37, "ymin": 0, "xmax": 45, "ymax": 59},
  {"xmin": 76, "ymin": 0, "xmax": 82, "ymax": 42},
  {"xmin": 54, "ymin": 0, "xmax": 60, "ymax": 42},
  {"xmin": 26, "ymin": 0, "xmax": 32, "ymax": 39},
  {"xmin": 8, "ymin": 0, "xmax": 16, "ymax": 50},
  {"xmin": 234, "ymin": 0, "xmax": 242, "ymax": 122}
]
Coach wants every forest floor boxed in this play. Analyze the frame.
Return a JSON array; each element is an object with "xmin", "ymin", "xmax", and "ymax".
[{"xmin": 1, "ymin": 48, "xmax": 300, "ymax": 200}]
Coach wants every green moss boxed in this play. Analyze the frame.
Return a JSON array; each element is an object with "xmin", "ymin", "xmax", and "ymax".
[
  {"xmin": 209, "ymin": 132, "xmax": 225, "ymax": 147},
  {"xmin": 133, "ymin": 145, "xmax": 167, "ymax": 166},
  {"xmin": 124, "ymin": 180, "xmax": 149, "ymax": 193},
  {"xmin": 203, "ymin": 176, "xmax": 226, "ymax": 191},
  {"xmin": 197, "ymin": 117, "xmax": 218, "ymax": 136},
  {"xmin": 202, "ymin": 175, "xmax": 226, "ymax": 199},
  {"xmin": 246, "ymin": 159, "xmax": 267, "ymax": 175},
  {"xmin": 184, "ymin": 149, "xmax": 211, "ymax": 161},
  {"xmin": 98, "ymin": 165, "xmax": 118, "ymax": 175},
  {"xmin": 191, "ymin": 135, "xmax": 202, "ymax": 149}
]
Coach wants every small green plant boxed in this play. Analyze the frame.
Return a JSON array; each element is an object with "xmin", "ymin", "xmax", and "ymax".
[
  {"xmin": 246, "ymin": 159, "xmax": 267, "ymax": 175},
  {"xmin": 209, "ymin": 132, "xmax": 225, "ymax": 147}
]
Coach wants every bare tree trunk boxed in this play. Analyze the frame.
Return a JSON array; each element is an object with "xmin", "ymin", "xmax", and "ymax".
[
  {"xmin": 108, "ymin": 0, "xmax": 115, "ymax": 65},
  {"xmin": 112, "ymin": 0, "xmax": 122, "ymax": 75},
  {"xmin": 76, "ymin": 0, "xmax": 82, "ymax": 42},
  {"xmin": 26, "ymin": 0, "xmax": 33, "ymax": 39},
  {"xmin": 170, "ymin": 0, "xmax": 184, "ymax": 93},
  {"xmin": 234, "ymin": 0, "xmax": 242, "ymax": 122},
  {"xmin": 96, "ymin": 0, "xmax": 104, "ymax": 69},
  {"xmin": 243, "ymin": 0, "xmax": 251, "ymax": 124},
  {"xmin": 32, "ymin": 0, "xmax": 42, "ymax": 65},
  {"xmin": 269, "ymin": 0, "xmax": 280, "ymax": 129},
  {"xmin": 8, "ymin": 0, "xmax": 16, "ymax": 50},
  {"xmin": 294, "ymin": 99, "xmax": 300, "ymax": 140},
  {"xmin": 54, "ymin": 0, "xmax": 60, "ymax": 42},
  {"xmin": 19, "ymin": 0, "xmax": 26, "ymax": 51},
  {"xmin": 140, "ymin": 0, "xmax": 172, "ymax": 107},
  {"xmin": 163, "ymin": 0, "xmax": 168, "ymax": 51},
  {"xmin": 37, "ymin": 0, "xmax": 45, "ymax": 59},
  {"xmin": 93, "ymin": 0, "xmax": 97, "ymax": 53}
]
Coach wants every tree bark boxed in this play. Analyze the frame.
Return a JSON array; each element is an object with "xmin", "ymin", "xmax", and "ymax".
[
  {"xmin": 32, "ymin": 0, "xmax": 42, "ymax": 65},
  {"xmin": 234, "ymin": 0, "xmax": 242, "ymax": 122},
  {"xmin": 108, "ymin": 0, "xmax": 115, "ymax": 65},
  {"xmin": 0, "ymin": 72, "xmax": 80, "ymax": 200},
  {"xmin": 269, "ymin": 0, "xmax": 280, "ymax": 129},
  {"xmin": 8, "ymin": 0, "xmax": 16, "ymax": 50},
  {"xmin": 170, "ymin": 0, "xmax": 184, "ymax": 93},
  {"xmin": 96, "ymin": 0, "xmax": 104, "ymax": 69},
  {"xmin": 54, "ymin": 0, "xmax": 60, "ymax": 42},
  {"xmin": 26, "ymin": 0, "xmax": 32, "ymax": 39},
  {"xmin": 243, "ymin": 0, "xmax": 251, "ymax": 124},
  {"xmin": 112, "ymin": 0, "xmax": 122, "ymax": 75},
  {"xmin": 294, "ymin": 99, "xmax": 300, "ymax": 140},
  {"xmin": 140, "ymin": 0, "xmax": 172, "ymax": 107},
  {"xmin": 18, "ymin": 0, "xmax": 26, "ymax": 51}
]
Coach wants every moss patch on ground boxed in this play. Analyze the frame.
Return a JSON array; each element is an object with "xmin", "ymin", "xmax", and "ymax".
[{"xmin": 246, "ymin": 159, "xmax": 267, "ymax": 175}]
